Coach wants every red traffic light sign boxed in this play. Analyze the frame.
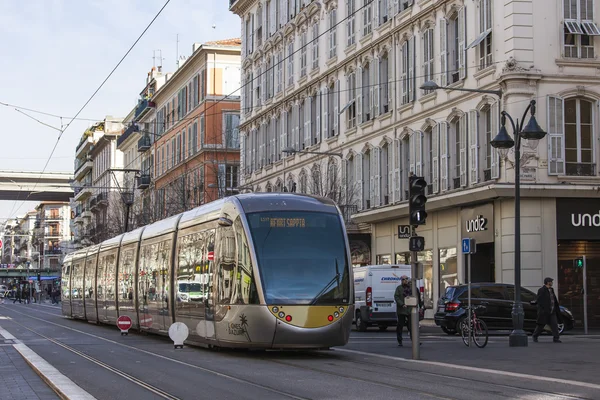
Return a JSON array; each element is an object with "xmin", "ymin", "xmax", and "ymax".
[
  {"xmin": 207, "ymin": 251, "xmax": 214, "ymax": 261},
  {"xmin": 117, "ymin": 315, "xmax": 132, "ymax": 335}
]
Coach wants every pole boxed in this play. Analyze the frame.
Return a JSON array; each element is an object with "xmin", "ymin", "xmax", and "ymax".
[
  {"xmin": 509, "ymin": 119, "xmax": 528, "ymax": 347},
  {"xmin": 28, "ymin": 263, "xmax": 32, "ymax": 304},
  {"xmin": 468, "ymin": 252, "xmax": 472, "ymax": 347},
  {"xmin": 410, "ymin": 226, "xmax": 420, "ymax": 360},
  {"xmin": 583, "ymin": 255, "xmax": 588, "ymax": 335},
  {"xmin": 124, "ymin": 203, "xmax": 131, "ymax": 233}
]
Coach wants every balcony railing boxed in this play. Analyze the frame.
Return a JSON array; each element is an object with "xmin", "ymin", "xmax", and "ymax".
[
  {"xmin": 339, "ymin": 205, "xmax": 358, "ymax": 225},
  {"xmin": 90, "ymin": 196, "xmax": 98, "ymax": 210},
  {"xmin": 134, "ymin": 98, "xmax": 155, "ymax": 120},
  {"xmin": 137, "ymin": 174, "xmax": 151, "ymax": 189},
  {"xmin": 138, "ymin": 135, "xmax": 151, "ymax": 152},
  {"xmin": 566, "ymin": 162, "xmax": 596, "ymax": 176},
  {"xmin": 117, "ymin": 124, "xmax": 140, "ymax": 147},
  {"xmin": 97, "ymin": 192, "xmax": 108, "ymax": 206}
]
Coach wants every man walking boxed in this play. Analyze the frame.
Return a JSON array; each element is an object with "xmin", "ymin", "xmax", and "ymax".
[
  {"xmin": 394, "ymin": 276, "xmax": 411, "ymax": 347},
  {"xmin": 532, "ymin": 277, "xmax": 562, "ymax": 343}
]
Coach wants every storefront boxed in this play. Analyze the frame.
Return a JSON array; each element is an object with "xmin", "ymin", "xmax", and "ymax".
[
  {"xmin": 460, "ymin": 203, "xmax": 495, "ymax": 283},
  {"xmin": 556, "ymin": 198, "xmax": 600, "ymax": 328}
]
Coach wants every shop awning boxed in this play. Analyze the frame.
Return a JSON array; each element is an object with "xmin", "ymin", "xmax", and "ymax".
[{"xmin": 27, "ymin": 276, "xmax": 60, "ymax": 281}]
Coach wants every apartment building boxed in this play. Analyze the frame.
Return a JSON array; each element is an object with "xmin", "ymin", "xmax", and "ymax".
[
  {"xmin": 231, "ymin": 0, "xmax": 600, "ymax": 324},
  {"xmin": 151, "ymin": 39, "xmax": 242, "ymax": 219},
  {"xmin": 33, "ymin": 202, "xmax": 72, "ymax": 272}
]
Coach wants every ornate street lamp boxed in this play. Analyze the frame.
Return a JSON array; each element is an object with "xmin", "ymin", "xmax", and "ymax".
[{"xmin": 491, "ymin": 100, "xmax": 546, "ymax": 347}]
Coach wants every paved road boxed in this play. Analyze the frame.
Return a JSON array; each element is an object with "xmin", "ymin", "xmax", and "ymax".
[{"xmin": 1, "ymin": 302, "xmax": 599, "ymax": 400}]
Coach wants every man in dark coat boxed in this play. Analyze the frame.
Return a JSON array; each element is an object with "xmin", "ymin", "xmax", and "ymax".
[
  {"xmin": 532, "ymin": 277, "xmax": 562, "ymax": 343},
  {"xmin": 394, "ymin": 276, "xmax": 411, "ymax": 346}
]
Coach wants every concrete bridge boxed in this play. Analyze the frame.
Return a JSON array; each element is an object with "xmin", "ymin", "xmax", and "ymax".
[{"xmin": 0, "ymin": 171, "xmax": 73, "ymax": 202}]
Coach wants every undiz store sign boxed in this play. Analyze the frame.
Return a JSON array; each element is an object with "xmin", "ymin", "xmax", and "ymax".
[
  {"xmin": 557, "ymin": 198, "xmax": 600, "ymax": 240},
  {"xmin": 460, "ymin": 203, "xmax": 494, "ymax": 243}
]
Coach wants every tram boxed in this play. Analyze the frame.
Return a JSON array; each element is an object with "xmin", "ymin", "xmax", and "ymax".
[{"xmin": 61, "ymin": 193, "xmax": 353, "ymax": 349}]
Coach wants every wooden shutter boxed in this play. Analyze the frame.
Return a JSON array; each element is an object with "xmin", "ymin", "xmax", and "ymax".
[
  {"xmin": 432, "ymin": 124, "xmax": 440, "ymax": 193},
  {"xmin": 547, "ymin": 95, "xmax": 565, "ymax": 175},
  {"xmin": 440, "ymin": 18, "xmax": 447, "ymax": 86},
  {"xmin": 440, "ymin": 121, "xmax": 449, "ymax": 191},
  {"xmin": 373, "ymin": 147, "xmax": 380, "ymax": 207},
  {"xmin": 409, "ymin": 133, "xmax": 415, "ymax": 174},
  {"xmin": 411, "ymin": 36, "xmax": 416, "ymax": 102},
  {"xmin": 373, "ymin": 56, "xmax": 380, "ymax": 116},
  {"xmin": 316, "ymin": 91, "xmax": 321, "ymax": 143},
  {"xmin": 468, "ymin": 109, "xmax": 479, "ymax": 184},
  {"xmin": 388, "ymin": 50, "xmax": 394, "ymax": 110},
  {"xmin": 459, "ymin": 115, "xmax": 468, "ymax": 187},
  {"xmin": 355, "ymin": 153, "xmax": 363, "ymax": 209},
  {"xmin": 342, "ymin": 158, "xmax": 348, "ymax": 203},
  {"xmin": 393, "ymin": 138, "xmax": 401, "ymax": 202},
  {"xmin": 280, "ymin": 110, "xmax": 287, "ymax": 160},
  {"xmin": 323, "ymin": 87, "xmax": 330, "ymax": 137},
  {"xmin": 356, "ymin": 66, "xmax": 363, "ymax": 124},
  {"xmin": 458, "ymin": 6, "xmax": 467, "ymax": 80},
  {"xmin": 334, "ymin": 80, "xmax": 340, "ymax": 135},
  {"xmin": 490, "ymin": 101, "xmax": 500, "ymax": 179},
  {"xmin": 415, "ymin": 131, "xmax": 423, "ymax": 176}
]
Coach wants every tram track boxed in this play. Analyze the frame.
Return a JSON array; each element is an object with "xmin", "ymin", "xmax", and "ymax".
[
  {"xmin": 5, "ymin": 304, "xmax": 596, "ymax": 400},
  {"xmin": 0, "ymin": 305, "xmax": 310, "ymax": 400}
]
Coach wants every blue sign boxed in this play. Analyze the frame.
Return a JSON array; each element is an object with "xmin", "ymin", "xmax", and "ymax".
[{"xmin": 462, "ymin": 238, "xmax": 476, "ymax": 254}]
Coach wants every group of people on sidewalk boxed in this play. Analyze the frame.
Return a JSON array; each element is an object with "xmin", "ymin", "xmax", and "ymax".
[
  {"xmin": 393, "ymin": 276, "xmax": 564, "ymax": 346},
  {"xmin": 8, "ymin": 286, "xmax": 61, "ymax": 305}
]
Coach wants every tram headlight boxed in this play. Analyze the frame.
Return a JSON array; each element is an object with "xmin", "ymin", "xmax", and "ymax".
[
  {"xmin": 334, "ymin": 312, "xmax": 339, "ymax": 318},
  {"xmin": 272, "ymin": 306, "xmax": 279, "ymax": 313},
  {"xmin": 278, "ymin": 311, "xmax": 285, "ymax": 318},
  {"xmin": 339, "ymin": 307, "xmax": 344, "ymax": 313}
]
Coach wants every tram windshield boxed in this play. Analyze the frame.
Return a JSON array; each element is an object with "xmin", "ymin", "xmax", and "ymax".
[{"xmin": 246, "ymin": 211, "xmax": 350, "ymax": 305}]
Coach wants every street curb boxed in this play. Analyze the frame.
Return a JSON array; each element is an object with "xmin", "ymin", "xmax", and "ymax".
[{"xmin": 13, "ymin": 343, "xmax": 97, "ymax": 400}]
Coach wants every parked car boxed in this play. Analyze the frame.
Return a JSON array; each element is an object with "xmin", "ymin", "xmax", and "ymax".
[
  {"xmin": 0, "ymin": 285, "xmax": 8, "ymax": 298},
  {"xmin": 434, "ymin": 283, "xmax": 575, "ymax": 335}
]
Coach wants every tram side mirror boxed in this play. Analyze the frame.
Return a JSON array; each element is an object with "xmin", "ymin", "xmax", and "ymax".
[{"xmin": 218, "ymin": 217, "xmax": 233, "ymax": 227}]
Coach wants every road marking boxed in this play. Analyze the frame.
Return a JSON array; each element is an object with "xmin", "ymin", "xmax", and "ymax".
[
  {"xmin": 0, "ymin": 323, "xmax": 97, "ymax": 399},
  {"xmin": 335, "ymin": 348, "xmax": 600, "ymax": 391}
]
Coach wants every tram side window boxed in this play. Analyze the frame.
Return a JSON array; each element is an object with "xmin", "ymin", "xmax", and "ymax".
[
  {"xmin": 139, "ymin": 239, "xmax": 172, "ymax": 307},
  {"xmin": 227, "ymin": 218, "xmax": 258, "ymax": 305},
  {"xmin": 71, "ymin": 262, "xmax": 82, "ymax": 299},
  {"xmin": 62, "ymin": 263, "xmax": 71, "ymax": 299},
  {"xmin": 176, "ymin": 231, "xmax": 207, "ymax": 312},
  {"xmin": 96, "ymin": 254, "xmax": 107, "ymax": 302},
  {"xmin": 104, "ymin": 253, "xmax": 117, "ymax": 303},
  {"xmin": 119, "ymin": 246, "xmax": 136, "ymax": 301},
  {"xmin": 84, "ymin": 256, "xmax": 96, "ymax": 299}
]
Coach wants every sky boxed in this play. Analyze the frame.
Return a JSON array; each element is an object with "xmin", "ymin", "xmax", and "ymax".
[{"xmin": 0, "ymin": 0, "xmax": 241, "ymax": 223}]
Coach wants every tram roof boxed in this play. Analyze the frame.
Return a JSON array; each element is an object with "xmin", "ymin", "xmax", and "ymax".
[
  {"xmin": 178, "ymin": 198, "xmax": 224, "ymax": 230},
  {"xmin": 235, "ymin": 193, "xmax": 338, "ymax": 214},
  {"xmin": 141, "ymin": 213, "xmax": 182, "ymax": 240},
  {"xmin": 121, "ymin": 226, "xmax": 144, "ymax": 246},
  {"xmin": 100, "ymin": 233, "xmax": 124, "ymax": 251}
]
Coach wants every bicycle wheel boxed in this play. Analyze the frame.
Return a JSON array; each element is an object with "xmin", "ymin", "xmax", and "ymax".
[
  {"xmin": 473, "ymin": 319, "xmax": 489, "ymax": 348},
  {"xmin": 459, "ymin": 318, "xmax": 470, "ymax": 347}
]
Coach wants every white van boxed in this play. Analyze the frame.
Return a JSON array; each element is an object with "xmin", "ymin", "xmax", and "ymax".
[{"xmin": 353, "ymin": 264, "xmax": 411, "ymax": 331}]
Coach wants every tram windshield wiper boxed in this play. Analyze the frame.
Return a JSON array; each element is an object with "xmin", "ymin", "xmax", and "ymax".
[{"xmin": 310, "ymin": 260, "xmax": 340, "ymax": 305}]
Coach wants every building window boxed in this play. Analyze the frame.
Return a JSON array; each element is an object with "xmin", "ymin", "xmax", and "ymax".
[
  {"xmin": 563, "ymin": 0, "xmax": 599, "ymax": 59},
  {"xmin": 379, "ymin": 0, "xmax": 389, "ymax": 25},
  {"xmin": 299, "ymin": 170, "xmax": 308, "ymax": 193},
  {"xmin": 287, "ymin": 41, "xmax": 294, "ymax": 85},
  {"xmin": 422, "ymin": 28, "xmax": 434, "ymax": 90},
  {"xmin": 300, "ymin": 31, "xmax": 308, "ymax": 77},
  {"xmin": 276, "ymin": 51, "xmax": 283, "ymax": 93},
  {"xmin": 310, "ymin": 92, "xmax": 319, "ymax": 145},
  {"xmin": 256, "ymin": 6, "xmax": 263, "ymax": 48},
  {"xmin": 481, "ymin": 106, "xmax": 493, "ymax": 180},
  {"xmin": 312, "ymin": 23, "xmax": 319, "ymax": 70},
  {"xmin": 478, "ymin": 0, "xmax": 493, "ymax": 69},
  {"xmin": 328, "ymin": 8, "xmax": 337, "ymax": 59},
  {"xmin": 224, "ymin": 113, "xmax": 240, "ymax": 149},
  {"xmin": 345, "ymin": 72, "xmax": 357, "ymax": 129},
  {"xmin": 362, "ymin": 149, "xmax": 371, "ymax": 209},
  {"xmin": 362, "ymin": 63, "xmax": 371, "ymax": 121},
  {"xmin": 379, "ymin": 52, "xmax": 389, "ymax": 114},
  {"xmin": 400, "ymin": 39, "xmax": 415, "ymax": 105},
  {"xmin": 565, "ymin": 98, "xmax": 595, "ymax": 175},
  {"xmin": 380, "ymin": 142, "xmax": 391, "ymax": 205},
  {"xmin": 347, "ymin": 0, "xmax": 356, "ymax": 46},
  {"xmin": 363, "ymin": 0, "xmax": 372, "ymax": 37},
  {"xmin": 327, "ymin": 81, "xmax": 338, "ymax": 137},
  {"xmin": 424, "ymin": 127, "xmax": 433, "ymax": 193},
  {"xmin": 441, "ymin": 8, "xmax": 466, "ymax": 86},
  {"xmin": 255, "ymin": 66, "xmax": 262, "ymax": 107}
]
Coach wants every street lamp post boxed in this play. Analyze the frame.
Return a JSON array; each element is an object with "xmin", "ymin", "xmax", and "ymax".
[
  {"xmin": 420, "ymin": 81, "xmax": 546, "ymax": 347},
  {"xmin": 490, "ymin": 100, "xmax": 546, "ymax": 347}
]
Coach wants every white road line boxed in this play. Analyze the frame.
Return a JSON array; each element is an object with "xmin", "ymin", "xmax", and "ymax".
[
  {"xmin": 335, "ymin": 348, "xmax": 600, "ymax": 391},
  {"xmin": 0, "ymin": 323, "xmax": 97, "ymax": 400}
]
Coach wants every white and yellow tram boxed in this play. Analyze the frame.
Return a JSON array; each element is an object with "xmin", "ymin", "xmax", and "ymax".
[{"xmin": 61, "ymin": 193, "xmax": 353, "ymax": 349}]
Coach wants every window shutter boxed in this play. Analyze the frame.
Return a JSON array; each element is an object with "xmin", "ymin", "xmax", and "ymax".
[
  {"xmin": 356, "ymin": 66, "xmax": 363, "ymax": 124},
  {"xmin": 305, "ymin": 97, "xmax": 312, "ymax": 147},
  {"xmin": 468, "ymin": 109, "xmax": 479, "ymax": 184},
  {"xmin": 280, "ymin": 110, "xmax": 287, "ymax": 159},
  {"xmin": 459, "ymin": 6, "xmax": 467, "ymax": 80},
  {"xmin": 355, "ymin": 153, "xmax": 363, "ymax": 209},
  {"xmin": 373, "ymin": 56, "xmax": 380, "ymax": 115},
  {"xmin": 547, "ymin": 95, "xmax": 565, "ymax": 175},
  {"xmin": 334, "ymin": 80, "xmax": 340, "ymax": 135},
  {"xmin": 387, "ymin": 50, "xmax": 394, "ymax": 109},
  {"xmin": 393, "ymin": 0, "xmax": 399, "ymax": 15},
  {"xmin": 411, "ymin": 36, "xmax": 416, "ymax": 102},
  {"xmin": 415, "ymin": 131, "xmax": 423, "ymax": 176},
  {"xmin": 432, "ymin": 124, "xmax": 439, "ymax": 193},
  {"xmin": 316, "ymin": 91, "xmax": 321, "ymax": 143},
  {"xmin": 440, "ymin": 18, "xmax": 447, "ymax": 86},
  {"xmin": 263, "ymin": 5, "xmax": 268, "ymax": 43},
  {"xmin": 369, "ymin": 150, "xmax": 376, "ymax": 207},
  {"xmin": 270, "ymin": 1, "xmax": 276, "ymax": 35},
  {"xmin": 440, "ymin": 121, "xmax": 449, "ymax": 191},
  {"xmin": 490, "ymin": 101, "xmax": 500, "ymax": 179},
  {"xmin": 409, "ymin": 133, "xmax": 415, "ymax": 174},
  {"xmin": 459, "ymin": 115, "xmax": 468, "ymax": 187},
  {"xmin": 294, "ymin": 104, "xmax": 300, "ymax": 151},
  {"xmin": 323, "ymin": 87, "xmax": 330, "ymax": 137},
  {"xmin": 393, "ymin": 138, "xmax": 401, "ymax": 202},
  {"xmin": 375, "ymin": 147, "xmax": 381, "ymax": 207},
  {"xmin": 342, "ymin": 158, "xmax": 348, "ymax": 203},
  {"xmin": 369, "ymin": 60, "xmax": 375, "ymax": 117}
]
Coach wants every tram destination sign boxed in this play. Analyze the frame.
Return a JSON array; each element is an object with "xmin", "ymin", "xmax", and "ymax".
[{"xmin": 259, "ymin": 217, "xmax": 307, "ymax": 228}]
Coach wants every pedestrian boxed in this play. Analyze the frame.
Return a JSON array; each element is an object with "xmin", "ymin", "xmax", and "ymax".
[
  {"xmin": 394, "ymin": 275, "xmax": 412, "ymax": 347},
  {"xmin": 532, "ymin": 277, "xmax": 562, "ymax": 343},
  {"xmin": 13, "ymin": 288, "xmax": 22, "ymax": 304}
]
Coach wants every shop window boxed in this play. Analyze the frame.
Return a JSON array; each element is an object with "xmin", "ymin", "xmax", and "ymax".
[
  {"xmin": 439, "ymin": 247, "xmax": 458, "ymax": 298},
  {"xmin": 376, "ymin": 254, "xmax": 391, "ymax": 264}
]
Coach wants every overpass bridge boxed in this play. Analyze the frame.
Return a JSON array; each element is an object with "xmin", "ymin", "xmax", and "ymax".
[{"xmin": 0, "ymin": 171, "xmax": 73, "ymax": 202}]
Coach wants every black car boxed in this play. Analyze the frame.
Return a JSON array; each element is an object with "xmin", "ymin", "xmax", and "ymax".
[{"xmin": 434, "ymin": 283, "xmax": 575, "ymax": 335}]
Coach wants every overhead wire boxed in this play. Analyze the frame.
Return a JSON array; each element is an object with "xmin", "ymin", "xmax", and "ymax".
[{"xmin": 6, "ymin": 0, "xmax": 172, "ymax": 219}]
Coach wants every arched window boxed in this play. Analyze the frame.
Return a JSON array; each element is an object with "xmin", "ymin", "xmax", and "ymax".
[{"xmin": 565, "ymin": 98, "xmax": 594, "ymax": 175}]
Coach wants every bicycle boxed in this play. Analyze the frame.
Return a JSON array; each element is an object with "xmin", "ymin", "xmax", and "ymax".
[{"xmin": 459, "ymin": 304, "xmax": 488, "ymax": 348}]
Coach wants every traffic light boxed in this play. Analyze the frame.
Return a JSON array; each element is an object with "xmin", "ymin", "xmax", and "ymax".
[
  {"xmin": 409, "ymin": 175, "xmax": 428, "ymax": 226},
  {"xmin": 574, "ymin": 258, "xmax": 584, "ymax": 268},
  {"xmin": 37, "ymin": 272, "xmax": 41, "ymax": 281}
]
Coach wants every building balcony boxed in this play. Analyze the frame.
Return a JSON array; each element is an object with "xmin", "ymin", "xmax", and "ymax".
[
  {"xmin": 44, "ymin": 230, "xmax": 61, "ymax": 237},
  {"xmin": 97, "ymin": 192, "xmax": 108, "ymax": 207},
  {"xmin": 134, "ymin": 98, "xmax": 155, "ymax": 121},
  {"xmin": 81, "ymin": 209, "xmax": 92, "ymax": 219},
  {"xmin": 117, "ymin": 124, "xmax": 140, "ymax": 148},
  {"xmin": 137, "ymin": 135, "xmax": 151, "ymax": 152},
  {"xmin": 74, "ymin": 215, "xmax": 83, "ymax": 225},
  {"xmin": 74, "ymin": 183, "xmax": 93, "ymax": 202},
  {"xmin": 74, "ymin": 157, "xmax": 93, "ymax": 181},
  {"xmin": 90, "ymin": 196, "xmax": 98, "ymax": 210},
  {"xmin": 75, "ymin": 136, "xmax": 94, "ymax": 159},
  {"xmin": 137, "ymin": 174, "xmax": 151, "ymax": 189}
]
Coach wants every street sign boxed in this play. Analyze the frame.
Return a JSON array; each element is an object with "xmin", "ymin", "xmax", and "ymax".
[
  {"xmin": 462, "ymin": 238, "xmax": 476, "ymax": 254},
  {"xmin": 207, "ymin": 251, "xmax": 214, "ymax": 261},
  {"xmin": 168, "ymin": 322, "xmax": 189, "ymax": 349},
  {"xmin": 117, "ymin": 315, "xmax": 132, "ymax": 335},
  {"xmin": 397, "ymin": 225, "xmax": 411, "ymax": 239},
  {"xmin": 409, "ymin": 236, "xmax": 425, "ymax": 252}
]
